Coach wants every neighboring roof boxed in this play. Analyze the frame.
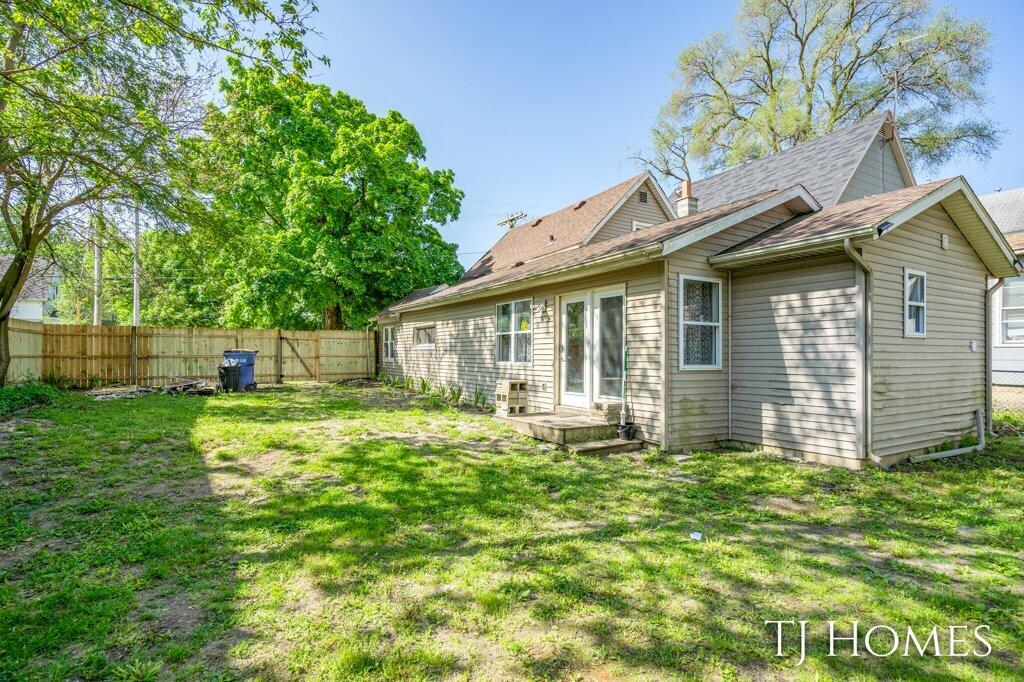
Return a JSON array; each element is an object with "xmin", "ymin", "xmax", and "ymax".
[
  {"xmin": 377, "ymin": 284, "xmax": 449, "ymax": 318},
  {"xmin": 980, "ymin": 187, "xmax": 1024, "ymax": 235},
  {"xmin": 712, "ymin": 177, "xmax": 1019, "ymax": 278},
  {"xmin": 379, "ymin": 189, "xmax": 793, "ymax": 316},
  {"xmin": 1006, "ymin": 233, "xmax": 1024, "ymax": 253},
  {"xmin": 688, "ymin": 112, "xmax": 901, "ymax": 212},
  {"xmin": 461, "ymin": 172, "xmax": 650, "ymax": 281},
  {"xmin": 0, "ymin": 255, "xmax": 57, "ymax": 300}
]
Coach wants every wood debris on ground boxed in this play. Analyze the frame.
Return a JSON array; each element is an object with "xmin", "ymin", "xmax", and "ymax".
[{"xmin": 87, "ymin": 380, "xmax": 217, "ymax": 401}]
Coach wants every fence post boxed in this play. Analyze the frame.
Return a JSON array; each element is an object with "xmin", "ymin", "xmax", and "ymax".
[
  {"xmin": 276, "ymin": 329, "xmax": 283, "ymax": 384},
  {"xmin": 130, "ymin": 325, "xmax": 138, "ymax": 385}
]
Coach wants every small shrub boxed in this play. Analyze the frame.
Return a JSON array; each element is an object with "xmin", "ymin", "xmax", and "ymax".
[
  {"xmin": 403, "ymin": 376, "xmax": 414, "ymax": 391},
  {"xmin": 418, "ymin": 377, "xmax": 432, "ymax": 394},
  {"xmin": 0, "ymin": 380, "xmax": 59, "ymax": 417},
  {"xmin": 473, "ymin": 387, "xmax": 490, "ymax": 409},
  {"xmin": 448, "ymin": 384, "xmax": 464, "ymax": 404}
]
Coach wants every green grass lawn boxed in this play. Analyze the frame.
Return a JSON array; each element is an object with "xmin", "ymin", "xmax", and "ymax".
[{"xmin": 1, "ymin": 383, "xmax": 1022, "ymax": 681}]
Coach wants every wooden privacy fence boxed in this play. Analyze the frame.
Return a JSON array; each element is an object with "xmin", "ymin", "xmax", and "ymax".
[{"xmin": 7, "ymin": 319, "xmax": 376, "ymax": 387}]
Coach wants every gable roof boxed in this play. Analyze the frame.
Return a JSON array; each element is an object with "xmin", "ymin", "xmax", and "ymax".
[
  {"xmin": 688, "ymin": 112, "xmax": 909, "ymax": 211},
  {"xmin": 0, "ymin": 255, "xmax": 57, "ymax": 301},
  {"xmin": 378, "ymin": 189, "xmax": 794, "ymax": 316},
  {"xmin": 580, "ymin": 174, "xmax": 675, "ymax": 244},
  {"xmin": 711, "ymin": 177, "xmax": 1019, "ymax": 278},
  {"xmin": 981, "ymin": 187, "xmax": 1024, "ymax": 234},
  {"xmin": 461, "ymin": 172, "xmax": 652, "ymax": 282}
]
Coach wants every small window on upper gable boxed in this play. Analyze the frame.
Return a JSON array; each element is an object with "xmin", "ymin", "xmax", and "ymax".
[{"xmin": 638, "ymin": 190, "xmax": 649, "ymax": 204}]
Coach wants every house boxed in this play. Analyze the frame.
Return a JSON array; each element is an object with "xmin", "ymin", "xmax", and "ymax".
[
  {"xmin": 375, "ymin": 112, "xmax": 1019, "ymax": 468},
  {"xmin": 1, "ymin": 255, "xmax": 58, "ymax": 322},
  {"xmin": 980, "ymin": 188, "xmax": 1024, "ymax": 396}
]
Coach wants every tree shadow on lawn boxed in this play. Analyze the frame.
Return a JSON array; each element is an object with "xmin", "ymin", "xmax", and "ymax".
[
  {"xmin": 221, "ymin": 427, "xmax": 1024, "ymax": 680},
  {"xmin": 2, "ymin": 384, "xmax": 1023, "ymax": 680},
  {"xmin": 0, "ymin": 391, "xmax": 258, "ymax": 680}
]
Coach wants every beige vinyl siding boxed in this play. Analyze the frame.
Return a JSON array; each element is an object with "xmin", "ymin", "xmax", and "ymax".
[
  {"xmin": 860, "ymin": 204, "xmax": 988, "ymax": 458},
  {"xmin": 664, "ymin": 206, "xmax": 794, "ymax": 450},
  {"xmin": 590, "ymin": 180, "xmax": 672, "ymax": 243},
  {"xmin": 384, "ymin": 295, "xmax": 556, "ymax": 412},
  {"xmin": 840, "ymin": 137, "xmax": 910, "ymax": 202},
  {"xmin": 729, "ymin": 256, "xmax": 861, "ymax": 459},
  {"xmin": 381, "ymin": 263, "xmax": 665, "ymax": 443}
]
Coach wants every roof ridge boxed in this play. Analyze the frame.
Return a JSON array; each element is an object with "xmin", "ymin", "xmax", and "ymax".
[{"xmin": 690, "ymin": 112, "xmax": 888, "ymax": 191}]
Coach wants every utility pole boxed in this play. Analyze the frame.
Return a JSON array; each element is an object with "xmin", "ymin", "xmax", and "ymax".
[
  {"xmin": 92, "ymin": 207, "xmax": 103, "ymax": 326},
  {"xmin": 133, "ymin": 204, "xmax": 141, "ymax": 327},
  {"xmin": 497, "ymin": 211, "xmax": 527, "ymax": 230},
  {"xmin": 885, "ymin": 33, "xmax": 927, "ymax": 125}
]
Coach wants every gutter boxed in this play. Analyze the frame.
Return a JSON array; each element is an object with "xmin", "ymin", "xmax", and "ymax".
[
  {"xmin": 388, "ymin": 244, "xmax": 663, "ymax": 315},
  {"xmin": 710, "ymin": 227, "xmax": 874, "ymax": 268},
  {"xmin": 844, "ymin": 238, "xmax": 873, "ymax": 462}
]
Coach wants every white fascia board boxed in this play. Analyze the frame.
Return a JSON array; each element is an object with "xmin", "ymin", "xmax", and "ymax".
[
  {"xmin": 661, "ymin": 185, "xmax": 821, "ymax": 257},
  {"xmin": 874, "ymin": 176, "xmax": 1018, "ymax": 270},
  {"xmin": 708, "ymin": 226, "xmax": 874, "ymax": 267}
]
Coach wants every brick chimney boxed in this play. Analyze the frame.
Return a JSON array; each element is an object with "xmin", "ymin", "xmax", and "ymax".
[{"xmin": 675, "ymin": 180, "xmax": 698, "ymax": 217}]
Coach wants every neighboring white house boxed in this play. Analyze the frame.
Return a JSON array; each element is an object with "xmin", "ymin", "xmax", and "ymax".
[
  {"xmin": 980, "ymin": 189, "xmax": 1024, "ymax": 385},
  {"xmin": 1, "ymin": 255, "xmax": 59, "ymax": 322}
]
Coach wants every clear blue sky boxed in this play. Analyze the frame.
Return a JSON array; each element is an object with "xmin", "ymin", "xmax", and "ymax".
[{"xmin": 307, "ymin": 0, "xmax": 1024, "ymax": 268}]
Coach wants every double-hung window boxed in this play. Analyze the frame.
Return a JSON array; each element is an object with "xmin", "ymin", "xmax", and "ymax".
[
  {"xmin": 680, "ymin": 275, "xmax": 722, "ymax": 369},
  {"xmin": 496, "ymin": 299, "xmax": 532, "ymax": 363},
  {"xmin": 904, "ymin": 269, "xmax": 926, "ymax": 337},
  {"xmin": 382, "ymin": 326, "xmax": 396, "ymax": 361},
  {"xmin": 1002, "ymin": 277, "xmax": 1024, "ymax": 343}
]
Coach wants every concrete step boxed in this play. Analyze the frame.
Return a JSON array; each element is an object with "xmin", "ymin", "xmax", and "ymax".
[{"xmin": 566, "ymin": 438, "xmax": 643, "ymax": 456}]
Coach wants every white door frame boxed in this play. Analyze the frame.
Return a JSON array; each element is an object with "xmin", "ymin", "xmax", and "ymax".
[
  {"xmin": 559, "ymin": 293, "xmax": 590, "ymax": 408},
  {"xmin": 592, "ymin": 286, "xmax": 626, "ymax": 403},
  {"xmin": 558, "ymin": 286, "xmax": 627, "ymax": 409}
]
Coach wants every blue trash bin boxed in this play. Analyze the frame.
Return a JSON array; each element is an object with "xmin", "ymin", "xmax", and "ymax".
[{"xmin": 223, "ymin": 349, "xmax": 258, "ymax": 391}]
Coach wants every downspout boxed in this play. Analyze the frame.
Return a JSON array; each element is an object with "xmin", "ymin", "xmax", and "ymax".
[
  {"xmin": 727, "ymin": 270, "xmax": 733, "ymax": 441},
  {"xmin": 987, "ymin": 279, "xmax": 1004, "ymax": 434},
  {"xmin": 844, "ymin": 238, "xmax": 873, "ymax": 462}
]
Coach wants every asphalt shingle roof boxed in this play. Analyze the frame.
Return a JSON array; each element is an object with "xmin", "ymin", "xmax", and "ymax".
[
  {"xmin": 383, "ymin": 190, "xmax": 782, "ymax": 314},
  {"xmin": 461, "ymin": 173, "xmax": 646, "ymax": 281},
  {"xmin": 980, "ymin": 187, "xmax": 1024, "ymax": 235},
  {"xmin": 689, "ymin": 112, "xmax": 889, "ymax": 211},
  {"xmin": 0, "ymin": 255, "xmax": 57, "ymax": 301},
  {"xmin": 716, "ymin": 179, "xmax": 953, "ymax": 258}
]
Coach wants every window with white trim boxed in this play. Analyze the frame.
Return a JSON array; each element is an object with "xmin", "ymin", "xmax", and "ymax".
[
  {"xmin": 631, "ymin": 220, "xmax": 653, "ymax": 231},
  {"xmin": 413, "ymin": 324, "xmax": 436, "ymax": 348},
  {"xmin": 680, "ymin": 275, "xmax": 721, "ymax": 369},
  {"xmin": 496, "ymin": 299, "xmax": 532, "ymax": 363},
  {"xmin": 1002, "ymin": 277, "xmax": 1024, "ymax": 343},
  {"xmin": 904, "ymin": 268, "xmax": 926, "ymax": 337},
  {"xmin": 382, "ymin": 326, "xmax": 396, "ymax": 361}
]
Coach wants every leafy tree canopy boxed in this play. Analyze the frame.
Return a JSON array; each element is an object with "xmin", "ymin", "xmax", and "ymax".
[
  {"xmin": 184, "ymin": 62, "xmax": 464, "ymax": 330},
  {"xmin": 639, "ymin": 0, "xmax": 999, "ymax": 181},
  {"xmin": 0, "ymin": 0, "xmax": 316, "ymax": 383}
]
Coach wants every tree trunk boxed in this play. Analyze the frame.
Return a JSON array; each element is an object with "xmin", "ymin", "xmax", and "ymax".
[
  {"xmin": 0, "ymin": 316, "xmax": 10, "ymax": 388},
  {"xmin": 323, "ymin": 302, "xmax": 341, "ymax": 330}
]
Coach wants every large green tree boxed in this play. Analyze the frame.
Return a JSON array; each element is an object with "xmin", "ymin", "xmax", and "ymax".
[
  {"xmin": 639, "ymin": 0, "xmax": 998, "ymax": 180},
  {"xmin": 186, "ymin": 62, "xmax": 464, "ymax": 330},
  {"xmin": 0, "ymin": 0, "xmax": 315, "ymax": 383}
]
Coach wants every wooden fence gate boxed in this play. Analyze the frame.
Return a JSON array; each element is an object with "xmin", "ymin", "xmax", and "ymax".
[{"xmin": 7, "ymin": 320, "xmax": 376, "ymax": 387}]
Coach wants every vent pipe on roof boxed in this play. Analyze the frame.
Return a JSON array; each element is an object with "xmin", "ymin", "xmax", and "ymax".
[{"xmin": 675, "ymin": 180, "xmax": 698, "ymax": 217}]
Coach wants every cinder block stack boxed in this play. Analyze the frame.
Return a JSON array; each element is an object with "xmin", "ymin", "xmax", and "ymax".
[{"xmin": 495, "ymin": 379, "xmax": 528, "ymax": 417}]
